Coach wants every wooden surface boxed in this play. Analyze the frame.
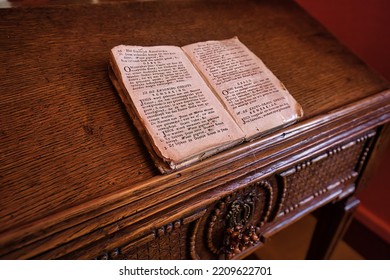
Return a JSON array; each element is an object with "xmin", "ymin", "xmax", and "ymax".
[{"xmin": 1, "ymin": 0, "xmax": 389, "ymax": 259}]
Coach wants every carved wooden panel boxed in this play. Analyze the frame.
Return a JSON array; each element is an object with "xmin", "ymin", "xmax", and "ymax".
[
  {"xmin": 94, "ymin": 220, "xmax": 190, "ymax": 260},
  {"xmin": 81, "ymin": 132, "xmax": 377, "ymax": 260},
  {"xmin": 275, "ymin": 132, "xmax": 375, "ymax": 217},
  {"xmin": 190, "ymin": 180, "xmax": 275, "ymax": 259}
]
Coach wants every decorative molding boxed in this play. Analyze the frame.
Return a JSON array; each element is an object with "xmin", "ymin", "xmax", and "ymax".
[
  {"xmin": 276, "ymin": 132, "xmax": 375, "ymax": 218},
  {"xmin": 156, "ymin": 220, "xmax": 182, "ymax": 237},
  {"xmin": 224, "ymin": 225, "xmax": 261, "ymax": 260},
  {"xmin": 95, "ymin": 248, "xmax": 120, "ymax": 260},
  {"xmin": 190, "ymin": 180, "xmax": 273, "ymax": 259},
  {"xmin": 356, "ymin": 131, "xmax": 376, "ymax": 172},
  {"xmin": 93, "ymin": 211, "xmax": 205, "ymax": 260},
  {"xmin": 190, "ymin": 215, "xmax": 202, "ymax": 260},
  {"xmin": 94, "ymin": 132, "xmax": 377, "ymax": 260}
]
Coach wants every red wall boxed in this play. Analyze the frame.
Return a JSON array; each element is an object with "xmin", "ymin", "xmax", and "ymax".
[
  {"xmin": 296, "ymin": 0, "xmax": 390, "ymax": 243},
  {"xmin": 296, "ymin": 0, "xmax": 390, "ymax": 81}
]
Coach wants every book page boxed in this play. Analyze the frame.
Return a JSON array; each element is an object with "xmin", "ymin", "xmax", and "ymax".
[
  {"xmin": 182, "ymin": 37, "xmax": 303, "ymax": 139},
  {"xmin": 110, "ymin": 45, "xmax": 244, "ymax": 167}
]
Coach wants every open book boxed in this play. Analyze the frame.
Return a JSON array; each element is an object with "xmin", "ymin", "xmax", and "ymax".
[{"xmin": 109, "ymin": 37, "xmax": 303, "ymax": 173}]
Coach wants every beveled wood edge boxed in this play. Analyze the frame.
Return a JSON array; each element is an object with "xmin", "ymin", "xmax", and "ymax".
[
  {"xmin": 1, "ymin": 89, "xmax": 389, "ymax": 258},
  {"xmin": 41, "ymin": 140, "xmax": 367, "ymax": 260},
  {"xmin": 1, "ymin": 126, "xmax": 384, "ymax": 258}
]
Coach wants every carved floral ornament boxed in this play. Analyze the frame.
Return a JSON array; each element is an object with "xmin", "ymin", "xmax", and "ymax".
[{"xmin": 203, "ymin": 180, "xmax": 273, "ymax": 259}]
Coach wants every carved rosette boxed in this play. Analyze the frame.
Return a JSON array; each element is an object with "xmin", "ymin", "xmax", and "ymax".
[{"xmin": 192, "ymin": 180, "xmax": 273, "ymax": 259}]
